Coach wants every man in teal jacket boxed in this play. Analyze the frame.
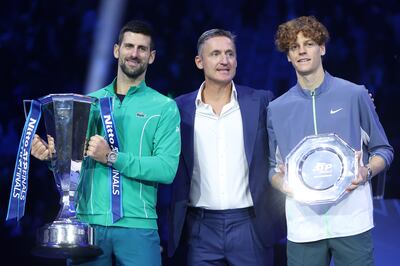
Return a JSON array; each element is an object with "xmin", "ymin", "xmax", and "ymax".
[{"xmin": 31, "ymin": 20, "xmax": 181, "ymax": 265}]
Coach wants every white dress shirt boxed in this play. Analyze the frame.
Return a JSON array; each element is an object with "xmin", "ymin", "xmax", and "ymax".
[{"xmin": 189, "ymin": 82, "xmax": 253, "ymax": 210}]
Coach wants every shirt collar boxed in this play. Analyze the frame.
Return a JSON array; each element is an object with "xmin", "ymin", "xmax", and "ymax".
[
  {"xmin": 195, "ymin": 81, "xmax": 238, "ymax": 108},
  {"xmin": 105, "ymin": 78, "xmax": 147, "ymax": 96}
]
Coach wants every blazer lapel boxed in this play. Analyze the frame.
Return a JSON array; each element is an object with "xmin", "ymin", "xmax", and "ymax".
[
  {"xmin": 237, "ymin": 86, "xmax": 259, "ymax": 168},
  {"xmin": 179, "ymin": 92, "xmax": 197, "ymax": 178}
]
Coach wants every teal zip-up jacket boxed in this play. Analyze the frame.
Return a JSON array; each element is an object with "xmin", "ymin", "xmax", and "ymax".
[{"xmin": 77, "ymin": 79, "xmax": 181, "ymax": 229}]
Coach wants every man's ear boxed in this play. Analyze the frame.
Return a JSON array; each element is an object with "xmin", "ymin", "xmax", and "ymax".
[
  {"xmin": 195, "ymin": 55, "xmax": 203, "ymax": 70},
  {"xmin": 287, "ymin": 54, "xmax": 291, "ymax": 62},
  {"xmin": 148, "ymin": 50, "xmax": 156, "ymax": 65},
  {"xmin": 113, "ymin": 44, "xmax": 120, "ymax": 59},
  {"xmin": 320, "ymin": 44, "xmax": 326, "ymax": 56}
]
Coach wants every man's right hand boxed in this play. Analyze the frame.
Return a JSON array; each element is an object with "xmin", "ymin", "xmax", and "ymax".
[
  {"xmin": 31, "ymin": 134, "xmax": 54, "ymax": 161},
  {"xmin": 271, "ymin": 164, "xmax": 294, "ymax": 197}
]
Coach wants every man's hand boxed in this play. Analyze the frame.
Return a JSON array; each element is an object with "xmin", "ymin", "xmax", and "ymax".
[
  {"xmin": 368, "ymin": 92, "xmax": 374, "ymax": 103},
  {"xmin": 347, "ymin": 151, "xmax": 368, "ymax": 192},
  {"xmin": 271, "ymin": 164, "xmax": 293, "ymax": 197},
  {"xmin": 31, "ymin": 134, "xmax": 54, "ymax": 161},
  {"xmin": 86, "ymin": 135, "xmax": 111, "ymax": 164},
  {"xmin": 366, "ymin": 89, "xmax": 376, "ymax": 109}
]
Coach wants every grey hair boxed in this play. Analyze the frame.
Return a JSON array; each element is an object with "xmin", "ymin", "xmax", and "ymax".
[{"xmin": 197, "ymin": 29, "xmax": 236, "ymax": 55}]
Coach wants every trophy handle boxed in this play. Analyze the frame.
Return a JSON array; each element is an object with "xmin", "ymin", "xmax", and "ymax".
[{"xmin": 23, "ymin": 99, "xmax": 33, "ymax": 118}]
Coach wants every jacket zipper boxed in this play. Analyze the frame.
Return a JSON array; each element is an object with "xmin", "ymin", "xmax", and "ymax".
[
  {"xmin": 311, "ymin": 89, "xmax": 332, "ymax": 237},
  {"xmin": 311, "ymin": 91, "xmax": 318, "ymax": 135}
]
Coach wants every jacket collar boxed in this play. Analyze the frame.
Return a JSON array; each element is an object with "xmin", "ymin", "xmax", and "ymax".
[
  {"xmin": 295, "ymin": 71, "xmax": 333, "ymax": 97},
  {"xmin": 104, "ymin": 78, "xmax": 147, "ymax": 96}
]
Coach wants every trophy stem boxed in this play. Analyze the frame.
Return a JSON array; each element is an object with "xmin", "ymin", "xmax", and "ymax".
[{"xmin": 57, "ymin": 190, "xmax": 77, "ymax": 221}]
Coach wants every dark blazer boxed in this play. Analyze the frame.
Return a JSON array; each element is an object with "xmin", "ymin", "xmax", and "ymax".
[{"xmin": 167, "ymin": 84, "xmax": 286, "ymax": 257}]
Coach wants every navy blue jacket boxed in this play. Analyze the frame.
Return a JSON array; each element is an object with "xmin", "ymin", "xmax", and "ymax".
[{"xmin": 167, "ymin": 84, "xmax": 286, "ymax": 257}]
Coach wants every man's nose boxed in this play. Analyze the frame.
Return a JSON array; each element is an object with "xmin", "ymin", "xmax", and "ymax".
[
  {"xmin": 220, "ymin": 54, "xmax": 228, "ymax": 64},
  {"xmin": 130, "ymin": 47, "xmax": 138, "ymax": 57},
  {"xmin": 298, "ymin": 45, "xmax": 306, "ymax": 54}
]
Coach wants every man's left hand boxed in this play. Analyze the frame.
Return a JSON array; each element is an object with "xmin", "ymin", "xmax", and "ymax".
[
  {"xmin": 346, "ymin": 151, "xmax": 368, "ymax": 192},
  {"xmin": 86, "ymin": 134, "xmax": 111, "ymax": 164}
]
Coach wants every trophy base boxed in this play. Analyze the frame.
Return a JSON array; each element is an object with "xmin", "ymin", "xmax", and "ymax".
[
  {"xmin": 33, "ymin": 220, "xmax": 102, "ymax": 259},
  {"xmin": 32, "ymin": 245, "xmax": 102, "ymax": 259}
]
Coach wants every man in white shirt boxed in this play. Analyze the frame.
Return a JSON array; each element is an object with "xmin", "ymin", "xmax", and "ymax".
[{"xmin": 168, "ymin": 29, "xmax": 285, "ymax": 266}]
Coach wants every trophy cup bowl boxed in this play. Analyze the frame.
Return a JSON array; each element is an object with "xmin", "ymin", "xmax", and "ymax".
[
  {"xmin": 30, "ymin": 94, "xmax": 102, "ymax": 259},
  {"xmin": 285, "ymin": 133, "xmax": 357, "ymax": 205}
]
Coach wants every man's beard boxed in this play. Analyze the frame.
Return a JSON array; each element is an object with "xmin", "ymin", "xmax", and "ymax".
[{"xmin": 120, "ymin": 58, "xmax": 148, "ymax": 79}]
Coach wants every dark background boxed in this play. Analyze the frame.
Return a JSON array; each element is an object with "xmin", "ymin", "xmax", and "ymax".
[{"xmin": 1, "ymin": 0, "xmax": 399, "ymax": 265}]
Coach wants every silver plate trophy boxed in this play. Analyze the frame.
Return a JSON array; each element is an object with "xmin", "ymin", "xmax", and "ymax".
[
  {"xmin": 285, "ymin": 133, "xmax": 357, "ymax": 204},
  {"xmin": 30, "ymin": 94, "xmax": 102, "ymax": 259}
]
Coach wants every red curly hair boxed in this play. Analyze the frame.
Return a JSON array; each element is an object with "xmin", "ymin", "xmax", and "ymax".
[{"xmin": 275, "ymin": 16, "xmax": 330, "ymax": 53}]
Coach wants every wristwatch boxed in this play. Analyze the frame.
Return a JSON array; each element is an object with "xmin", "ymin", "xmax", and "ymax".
[
  {"xmin": 366, "ymin": 165, "xmax": 373, "ymax": 181},
  {"xmin": 106, "ymin": 151, "xmax": 118, "ymax": 167}
]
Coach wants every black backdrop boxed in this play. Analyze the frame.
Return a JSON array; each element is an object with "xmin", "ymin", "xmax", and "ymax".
[{"xmin": 1, "ymin": 1, "xmax": 399, "ymax": 265}]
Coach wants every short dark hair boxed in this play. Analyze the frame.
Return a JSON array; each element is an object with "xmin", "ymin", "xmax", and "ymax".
[
  {"xmin": 118, "ymin": 20, "xmax": 155, "ymax": 50},
  {"xmin": 275, "ymin": 16, "xmax": 329, "ymax": 53},
  {"xmin": 197, "ymin": 29, "xmax": 236, "ymax": 55}
]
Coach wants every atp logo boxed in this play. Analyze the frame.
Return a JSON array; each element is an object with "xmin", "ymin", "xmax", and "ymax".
[{"xmin": 313, "ymin": 162, "xmax": 333, "ymax": 175}]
